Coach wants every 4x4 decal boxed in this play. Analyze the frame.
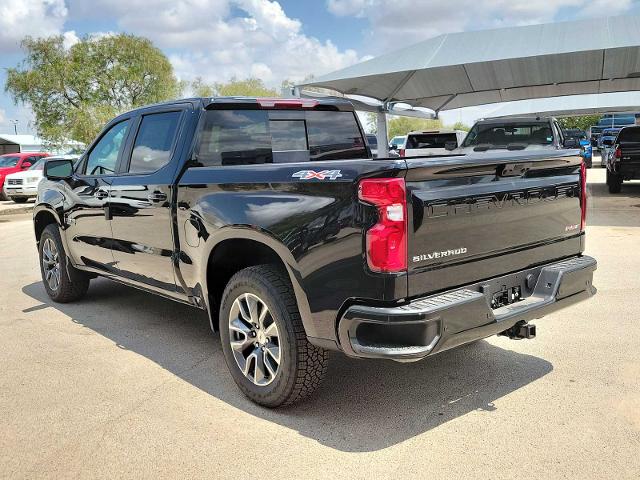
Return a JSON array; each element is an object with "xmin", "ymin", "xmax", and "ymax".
[{"xmin": 292, "ymin": 170, "xmax": 343, "ymax": 180}]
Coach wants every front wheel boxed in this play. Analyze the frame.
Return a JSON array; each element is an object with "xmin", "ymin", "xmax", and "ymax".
[
  {"xmin": 219, "ymin": 265, "xmax": 328, "ymax": 407},
  {"xmin": 39, "ymin": 224, "xmax": 90, "ymax": 302}
]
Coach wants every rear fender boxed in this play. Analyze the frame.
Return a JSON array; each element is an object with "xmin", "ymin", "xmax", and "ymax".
[{"xmin": 198, "ymin": 227, "xmax": 316, "ymax": 338}]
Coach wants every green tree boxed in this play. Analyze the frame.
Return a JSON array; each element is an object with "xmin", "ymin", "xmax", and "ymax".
[
  {"xmin": 6, "ymin": 34, "xmax": 179, "ymax": 145},
  {"xmin": 387, "ymin": 116, "xmax": 443, "ymax": 140},
  {"xmin": 557, "ymin": 115, "xmax": 602, "ymax": 132},
  {"xmin": 450, "ymin": 121, "xmax": 470, "ymax": 131},
  {"xmin": 190, "ymin": 77, "xmax": 278, "ymax": 97}
]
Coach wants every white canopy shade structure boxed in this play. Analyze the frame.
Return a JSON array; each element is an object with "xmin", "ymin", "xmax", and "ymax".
[
  {"xmin": 469, "ymin": 91, "xmax": 640, "ymax": 119},
  {"xmin": 300, "ymin": 15, "xmax": 640, "ymax": 155}
]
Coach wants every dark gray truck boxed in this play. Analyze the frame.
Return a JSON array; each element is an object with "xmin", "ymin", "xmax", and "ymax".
[{"xmin": 34, "ymin": 97, "xmax": 596, "ymax": 407}]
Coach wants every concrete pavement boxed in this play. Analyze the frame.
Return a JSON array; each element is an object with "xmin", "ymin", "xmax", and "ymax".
[{"xmin": 0, "ymin": 167, "xmax": 638, "ymax": 479}]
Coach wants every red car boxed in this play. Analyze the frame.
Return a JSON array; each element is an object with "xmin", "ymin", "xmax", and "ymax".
[{"xmin": 0, "ymin": 152, "xmax": 49, "ymax": 200}]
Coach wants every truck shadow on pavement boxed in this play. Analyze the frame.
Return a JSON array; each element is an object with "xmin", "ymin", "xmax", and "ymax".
[{"xmin": 22, "ymin": 279, "xmax": 553, "ymax": 453}]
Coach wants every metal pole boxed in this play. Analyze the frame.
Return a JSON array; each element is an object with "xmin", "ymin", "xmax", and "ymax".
[{"xmin": 376, "ymin": 111, "xmax": 389, "ymax": 158}]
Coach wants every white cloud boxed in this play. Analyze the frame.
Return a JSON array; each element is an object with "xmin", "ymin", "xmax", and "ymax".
[
  {"xmin": 0, "ymin": 0, "xmax": 68, "ymax": 52},
  {"xmin": 579, "ymin": 0, "xmax": 633, "ymax": 17},
  {"xmin": 67, "ymin": 0, "xmax": 362, "ymax": 86},
  {"xmin": 62, "ymin": 30, "xmax": 80, "ymax": 49},
  {"xmin": 326, "ymin": 0, "xmax": 631, "ymax": 52}
]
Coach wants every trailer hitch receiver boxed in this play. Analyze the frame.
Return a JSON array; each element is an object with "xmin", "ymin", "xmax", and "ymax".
[{"xmin": 498, "ymin": 321, "xmax": 536, "ymax": 340}]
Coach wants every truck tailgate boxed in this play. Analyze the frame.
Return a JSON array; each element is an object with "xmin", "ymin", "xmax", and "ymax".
[{"xmin": 404, "ymin": 151, "xmax": 585, "ymax": 297}]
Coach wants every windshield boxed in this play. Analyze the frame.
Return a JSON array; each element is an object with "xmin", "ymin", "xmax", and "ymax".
[
  {"xmin": 0, "ymin": 156, "xmax": 20, "ymax": 167},
  {"xmin": 564, "ymin": 129, "xmax": 586, "ymax": 140},
  {"xmin": 462, "ymin": 122, "xmax": 553, "ymax": 147},
  {"xmin": 407, "ymin": 133, "xmax": 457, "ymax": 149},
  {"xmin": 390, "ymin": 136, "xmax": 405, "ymax": 147}
]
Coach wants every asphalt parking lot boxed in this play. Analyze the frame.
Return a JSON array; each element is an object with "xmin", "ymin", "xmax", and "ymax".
[{"xmin": 1, "ymin": 165, "xmax": 639, "ymax": 479}]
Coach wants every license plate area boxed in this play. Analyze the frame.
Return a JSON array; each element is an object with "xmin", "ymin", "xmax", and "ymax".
[{"xmin": 490, "ymin": 285, "xmax": 523, "ymax": 309}]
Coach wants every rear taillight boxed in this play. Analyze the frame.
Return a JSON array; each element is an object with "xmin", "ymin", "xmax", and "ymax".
[
  {"xmin": 580, "ymin": 161, "xmax": 587, "ymax": 231},
  {"xmin": 398, "ymin": 148, "xmax": 405, "ymax": 157},
  {"xmin": 358, "ymin": 178, "xmax": 407, "ymax": 273},
  {"xmin": 614, "ymin": 147, "xmax": 622, "ymax": 160}
]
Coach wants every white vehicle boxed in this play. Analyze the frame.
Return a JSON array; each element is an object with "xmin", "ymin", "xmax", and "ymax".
[
  {"xmin": 3, "ymin": 155, "xmax": 78, "ymax": 203},
  {"xmin": 397, "ymin": 130, "xmax": 467, "ymax": 157},
  {"xmin": 389, "ymin": 135, "xmax": 407, "ymax": 150}
]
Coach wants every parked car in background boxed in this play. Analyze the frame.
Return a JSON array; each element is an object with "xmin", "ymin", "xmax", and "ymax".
[
  {"xmin": 0, "ymin": 152, "xmax": 49, "ymax": 200},
  {"xmin": 590, "ymin": 113, "xmax": 638, "ymax": 148},
  {"xmin": 365, "ymin": 134, "xmax": 378, "ymax": 158},
  {"xmin": 389, "ymin": 135, "xmax": 406, "ymax": 150},
  {"xmin": 563, "ymin": 128, "xmax": 592, "ymax": 167},
  {"xmin": 598, "ymin": 128, "xmax": 622, "ymax": 167},
  {"xmin": 3, "ymin": 155, "xmax": 78, "ymax": 203},
  {"xmin": 606, "ymin": 125, "xmax": 640, "ymax": 193},
  {"xmin": 33, "ymin": 96, "xmax": 596, "ymax": 407},
  {"xmin": 394, "ymin": 129, "xmax": 467, "ymax": 157},
  {"xmin": 456, "ymin": 117, "xmax": 582, "ymax": 159}
]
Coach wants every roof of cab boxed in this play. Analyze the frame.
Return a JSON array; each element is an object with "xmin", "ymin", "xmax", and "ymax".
[
  {"xmin": 115, "ymin": 96, "xmax": 356, "ymax": 118},
  {"xmin": 204, "ymin": 96, "xmax": 355, "ymax": 111}
]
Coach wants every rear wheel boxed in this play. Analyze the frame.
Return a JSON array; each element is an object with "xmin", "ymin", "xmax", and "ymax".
[
  {"xmin": 39, "ymin": 224, "xmax": 90, "ymax": 302},
  {"xmin": 607, "ymin": 169, "xmax": 622, "ymax": 194},
  {"xmin": 219, "ymin": 265, "xmax": 328, "ymax": 407}
]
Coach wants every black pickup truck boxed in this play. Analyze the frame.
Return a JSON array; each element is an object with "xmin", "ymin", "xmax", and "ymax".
[
  {"xmin": 606, "ymin": 125, "xmax": 640, "ymax": 193},
  {"xmin": 34, "ymin": 97, "xmax": 597, "ymax": 407}
]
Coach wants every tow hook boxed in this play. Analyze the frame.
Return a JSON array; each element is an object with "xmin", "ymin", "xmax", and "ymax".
[{"xmin": 498, "ymin": 321, "xmax": 536, "ymax": 340}]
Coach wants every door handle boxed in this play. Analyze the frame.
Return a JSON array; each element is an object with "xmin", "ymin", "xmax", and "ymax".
[
  {"xmin": 147, "ymin": 192, "xmax": 168, "ymax": 203},
  {"xmin": 95, "ymin": 189, "xmax": 109, "ymax": 199}
]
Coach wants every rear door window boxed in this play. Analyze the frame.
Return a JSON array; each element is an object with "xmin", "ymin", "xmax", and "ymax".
[
  {"xmin": 128, "ymin": 111, "xmax": 181, "ymax": 174},
  {"xmin": 196, "ymin": 109, "xmax": 366, "ymax": 166}
]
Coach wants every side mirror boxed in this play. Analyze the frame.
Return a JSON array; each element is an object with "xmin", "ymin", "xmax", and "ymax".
[
  {"xmin": 44, "ymin": 159, "xmax": 74, "ymax": 180},
  {"xmin": 563, "ymin": 138, "xmax": 579, "ymax": 148},
  {"xmin": 389, "ymin": 144, "xmax": 397, "ymax": 150},
  {"xmin": 444, "ymin": 141, "xmax": 457, "ymax": 151},
  {"xmin": 21, "ymin": 162, "xmax": 32, "ymax": 169}
]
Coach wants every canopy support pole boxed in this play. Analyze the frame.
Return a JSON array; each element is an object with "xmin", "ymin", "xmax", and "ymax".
[{"xmin": 376, "ymin": 110, "xmax": 389, "ymax": 158}]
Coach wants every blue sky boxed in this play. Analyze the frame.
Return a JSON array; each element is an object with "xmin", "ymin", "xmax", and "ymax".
[{"xmin": 1, "ymin": 0, "xmax": 639, "ymax": 135}]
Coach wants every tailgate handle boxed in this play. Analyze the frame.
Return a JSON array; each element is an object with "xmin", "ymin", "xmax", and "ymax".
[{"xmin": 499, "ymin": 163, "xmax": 532, "ymax": 177}]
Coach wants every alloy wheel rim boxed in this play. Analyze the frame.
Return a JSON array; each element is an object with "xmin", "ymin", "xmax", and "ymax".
[
  {"xmin": 228, "ymin": 293, "xmax": 281, "ymax": 386},
  {"xmin": 42, "ymin": 238, "xmax": 61, "ymax": 291}
]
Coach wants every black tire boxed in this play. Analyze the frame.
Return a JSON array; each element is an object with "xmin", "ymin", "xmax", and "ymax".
[
  {"xmin": 607, "ymin": 170, "xmax": 622, "ymax": 194},
  {"xmin": 39, "ymin": 224, "xmax": 90, "ymax": 303},
  {"xmin": 0, "ymin": 191, "xmax": 7, "ymax": 201},
  {"xmin": 219, "ymin": 265, "xmax": 328, "ymax": 407},
  {"xmin": 12, "ymin": 197, "xmax": 28, "ymax": 203}
]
